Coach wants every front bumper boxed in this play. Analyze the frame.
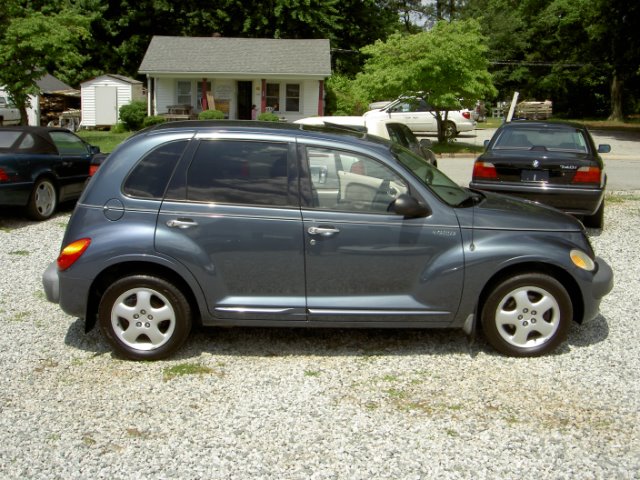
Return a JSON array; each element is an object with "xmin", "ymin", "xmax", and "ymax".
[{"xmin": 582, "ymin": 256, "xmax": 614, "ymax": 322}]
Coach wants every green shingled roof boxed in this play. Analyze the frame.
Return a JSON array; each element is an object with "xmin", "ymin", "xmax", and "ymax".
[{"xmin": 139, "ymin": 36, "xmax": 331, "ymax": 77}]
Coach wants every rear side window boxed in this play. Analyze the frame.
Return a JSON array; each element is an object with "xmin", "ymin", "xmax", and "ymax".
[
  {"xmin": 123, "ymin": 140, "xmax": 188, "ymax": 199},
  {"xmin": 186, "ymin": 140, "xmax": 291, "ymax": 206}
]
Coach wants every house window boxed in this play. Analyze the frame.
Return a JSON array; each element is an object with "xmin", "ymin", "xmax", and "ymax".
[
  {"xmin": 266, "ymin": 83, "xmax": 280, "ymax": 111},
  {"xmin": 177, "ymin": 81, "xmax": 192, "ymax": 105},
  {"xmin": 285, "ymin": 84, "xmax": 300, "ymax": 112}
]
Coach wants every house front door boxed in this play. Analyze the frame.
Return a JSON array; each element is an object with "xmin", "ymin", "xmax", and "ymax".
[{"xmin": 237, "ymin": 81, "xmax": 253, "ymax": 120}]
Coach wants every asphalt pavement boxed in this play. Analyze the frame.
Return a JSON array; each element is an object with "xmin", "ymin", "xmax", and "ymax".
[{"xmin": 432, "ymin": 126, "xmax": 640, "ymax": 191}]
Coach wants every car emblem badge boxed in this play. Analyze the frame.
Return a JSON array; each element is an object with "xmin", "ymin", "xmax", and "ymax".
[{"xmin": 532, "ymin": 160, "xmax": 540, "ymax": 168}]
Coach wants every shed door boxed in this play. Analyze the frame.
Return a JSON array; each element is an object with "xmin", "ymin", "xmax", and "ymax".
[{"xmin": 95, "ymin": 86, "xmax": 118, "ymax": 125}]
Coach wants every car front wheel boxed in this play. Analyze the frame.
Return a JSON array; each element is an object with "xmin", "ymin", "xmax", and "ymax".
[
  {"xmin": 27, "ymin": 178, "xmax": 57, "ymax": 220},
  {"xmin": 98, "ymin": 275, "xmax": 192, "ymax": 360},
  {"xmin": 481, "ymin": 273, "xmax": 572, "ymax": 357}
]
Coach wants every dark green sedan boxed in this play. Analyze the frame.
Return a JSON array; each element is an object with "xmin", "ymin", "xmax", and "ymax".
[{"xmin": 0, "ymin": 126, "xmax": 101, "ymax": 220}]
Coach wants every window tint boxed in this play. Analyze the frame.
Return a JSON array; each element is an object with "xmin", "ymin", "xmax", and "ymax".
[
  {"xmin": 0, "ymin": 131, "xmax": 23, "ymax": 149},
  {"xmin": 187, "ymin": 140, "xmax": 291, "ymax": 206},
  {"xmin": 123, "ymin": 140, "xmax": 188, "ymax": 199},
  {"xmin": 306, "ymin": 146, "xmax": 408, "ymax": 213},
  {"xmin": 495, "ymin": 128, "xmax": 588, "ymax": 152},
  {"xmin": 50, "ymin": 131, "xmax": 88, "ymax": 155}
]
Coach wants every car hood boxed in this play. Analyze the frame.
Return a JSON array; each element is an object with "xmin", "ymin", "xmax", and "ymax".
[{"xmin": 459, "ymin": 189, "xmax": 584, "ymax": 231}]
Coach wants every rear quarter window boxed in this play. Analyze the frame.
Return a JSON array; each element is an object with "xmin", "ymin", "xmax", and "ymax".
[{"xmin": 123, "ymin": 140, "xmax": 188, "ymax": 199}]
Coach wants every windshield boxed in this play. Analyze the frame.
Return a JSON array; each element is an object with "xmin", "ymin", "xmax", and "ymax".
[{"xmin": 392, "ymin": 145, "xmax": 473, "ymax": 207}]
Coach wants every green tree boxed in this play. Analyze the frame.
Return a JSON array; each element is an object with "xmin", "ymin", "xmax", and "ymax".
[
  {"xmin": 0, "ymin": 6, "xmax": 90, "ymax": 124},
  {"xmin": 355, "ymin": 19, "xmax": 497, "ymax": 141}
]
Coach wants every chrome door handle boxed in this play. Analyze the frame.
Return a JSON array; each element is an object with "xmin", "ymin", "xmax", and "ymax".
[
  {"xmin": 166, "ymin": 218, "xmax": 198, "ymax": 229},
  {"xmin": 308, "ymin": 226, "xmax": 340, "ymax": 236}
]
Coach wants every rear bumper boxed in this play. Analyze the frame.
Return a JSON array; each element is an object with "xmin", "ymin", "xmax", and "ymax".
[
  {"xmin": 42, "ymin": 261, "xmax": 90, "ymax": 319},
  {"xmin": 469, "ymin": 181, "xmax": 604, "ymax": 216}
]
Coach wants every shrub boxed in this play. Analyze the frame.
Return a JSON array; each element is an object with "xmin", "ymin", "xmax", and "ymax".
[
  {"xmin": 143, "ymin": 115, "xmax": 166, "ymax": 128},
  {"xmin": 257, "ymin": 112, "xmax": 280, "ymax": 122},
  {"xmin": 110, "ymin": 122, "xmax": 128, "ymax": 134},
  {"xmin": 198, "ymin": 109, "xmax": 225, "ymax": 120},
  {"xmin": 119, "ymin": 100, "xmax": 147, "ymax": 131}
]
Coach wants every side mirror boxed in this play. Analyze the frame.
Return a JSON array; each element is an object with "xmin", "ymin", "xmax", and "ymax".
[
  {"xmin": 419, "ymin": 138, "xmax": 433, "ymax": 148},
  {"xmin": 483, "ymin": 139, "xmax": 490, "ymax": 148},
  {"xmin": 390, "ymin": 194, "xmax": 431, "ymax": 218},
  {"xmin": 90, "ymin": 145, "xmax": 101, "ymax": 154},
  {"xmin": 597, "ymin": 144, "xmax": 611, "ymax": 154}
]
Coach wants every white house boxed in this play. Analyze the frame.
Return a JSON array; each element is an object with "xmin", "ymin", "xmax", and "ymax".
[
  {"xmin": 138, "ymin": 36, "xmax": 332, "ymax": 121},
  {"xmin": 80, "ymin": 74, "xmax": 144, "ymax": 127}
]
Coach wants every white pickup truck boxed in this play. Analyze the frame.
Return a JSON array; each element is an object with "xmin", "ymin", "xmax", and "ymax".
[{"xmin": 0, "ymin": 94, "xmax": 21, "ymax": 125}]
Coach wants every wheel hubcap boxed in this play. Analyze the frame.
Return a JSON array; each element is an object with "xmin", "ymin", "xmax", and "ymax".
[
  {"xmin": 35, "ymin": 182, "xmax": 55, "ymax": 216},
  {"xmin": 111, "ymin": 288, "xmax": 176, "ymax": 351},
  {"xmin": 495, "ymin": 286, "xmax": 560, "ymax": 348}
]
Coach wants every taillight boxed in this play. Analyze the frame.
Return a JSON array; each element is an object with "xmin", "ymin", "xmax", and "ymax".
[
  {"xmin": 57, "ymin": 238, "xmax": 91, "ymax": 271},
  {"xmin": 572, "ymin": 166, "xmax": 601, "ymax": 184},
  {"xmin": 0, "ymin": 168, "xmax": 8, "ymax": 182},
  {"xmin": 473, "ymin": 161, "xmax": 497, "ymax": 179},
  {"xmin": 89, "ymin": 164, "xmax": 99, "ymax": 176},
  {"xmin": 462, "ymin": 111, "xmax": 471, "ymax": 120}
]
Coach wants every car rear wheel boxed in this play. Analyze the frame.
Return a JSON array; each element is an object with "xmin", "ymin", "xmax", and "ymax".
[
  {"xmin": 444, "ymin": 121, "xmax": 458, "ymax": 139},
  {"xmin": 26, "ymin": 178, "xmax": 57, "ymax": 221},
  {"xmin": 583, "ymin": 200, "xmax": 604, "ymax": 229},
  {"xmin": 98, "ymin": 275, "xmax": 192, "ymax": 360},
  {"xmin": 481, "ymin": 273, "xmax": 572, "ymax": 357}
]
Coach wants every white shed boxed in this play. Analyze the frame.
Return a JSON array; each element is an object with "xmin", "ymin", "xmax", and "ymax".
[{"xmin": 80, "ymin": 74, "xmax": 144, "ymax": 127}]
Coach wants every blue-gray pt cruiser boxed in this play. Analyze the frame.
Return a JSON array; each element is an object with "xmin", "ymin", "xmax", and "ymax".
[{"xmin": 42, "ymin": 121, "xmax": 613, "ymax": 360}]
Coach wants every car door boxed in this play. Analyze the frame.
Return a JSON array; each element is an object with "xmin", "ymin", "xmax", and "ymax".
[
  {"xmin": 388, "ymin": 99, "xmax": 437, "ymax": 133},
  {"xmin": 48, "ymin": 130, "xmax": 92, "ymax": 199},
  {"xmin": 300, "ymin": 144, "xmax": 464, "ymax": 325},
  {"xmin": 155, "ymin": 136, "xmax": 307, "ymax": 322}
]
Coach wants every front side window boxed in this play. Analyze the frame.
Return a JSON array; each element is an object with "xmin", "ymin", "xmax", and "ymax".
[
  {"xmin": 285, "ymin": 84, "xmax": 300, "ymax": 112},
  {"xmin": 49, "ymin": 132, "xmax": 88, "ymax": 155},
  {"xmin": 306, "ymin": 146, "xmax": 408, "ymax": 213},
  {"xmin": 187, "ymin": 140, "xmax": 292, "ymax": 206}
]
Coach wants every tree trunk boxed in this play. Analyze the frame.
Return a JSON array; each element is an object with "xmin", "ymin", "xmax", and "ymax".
[
  {"xmin": 19, "ymin": 105, "xmax": 28, "ymax": 126},
  {"xmin": 608, "ymin": 72, "xmax": 624, "ymax": 122}
]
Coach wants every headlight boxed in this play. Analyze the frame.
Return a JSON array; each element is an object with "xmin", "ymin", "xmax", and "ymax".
[{"xmin": 570, "ymin": 249, "xmax": 596, "ymax": 271}]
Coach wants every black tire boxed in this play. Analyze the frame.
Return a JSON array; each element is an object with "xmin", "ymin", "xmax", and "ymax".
[
  {"xmin": 26, "ymin": 177, "xmax": 58, "ymax": 221},
  {"xmin": 583, "ymin": 200, "xmax": 604, "ymax": 229},
  {"xmin": 444, "ymin": 121, "xmax": 458, "ymax": 139},
  {"xmin": 98, "ymin": 275, "xmax": 192, "ymax": 360},
  {"xmin": 481, "ymin": 273, "xmax": 572, "ymax": 357}
]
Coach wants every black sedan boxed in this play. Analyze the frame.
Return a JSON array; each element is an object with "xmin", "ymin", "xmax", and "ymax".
[
  {"xmin": 0, "ymin": 126, "xmax": 101, "ymax": 220},
  {"xmin": 470, "ymin": 121, "xmax": 610, "ymax": 228}
]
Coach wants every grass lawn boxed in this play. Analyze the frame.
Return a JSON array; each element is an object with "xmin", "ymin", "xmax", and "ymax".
[{"xmin": 76, "ymin": 130, "xmax": 133, "ymax": 153}]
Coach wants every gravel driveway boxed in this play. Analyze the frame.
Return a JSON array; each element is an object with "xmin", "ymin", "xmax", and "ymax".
[{"xmin": 0, "ymin": 195, "xmax": 638, "ymax": 479}]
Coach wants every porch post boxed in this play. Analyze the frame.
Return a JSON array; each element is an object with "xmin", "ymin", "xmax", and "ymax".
[
  {"xmin": 261, "ymin": 79, "xmax": 267, "ymax": 113},
  {"xmin": 146, "ymin": 75, "xmax": 152, "ymax": 116},
  {"xmin": 201, "ymin": 78, "xmax": 208, "ymax": 110},
  {"xmin": 318, "ymin": 80, "xmax": 324, "ymax": 116}
]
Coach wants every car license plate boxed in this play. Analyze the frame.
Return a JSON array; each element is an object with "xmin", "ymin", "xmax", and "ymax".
[{"xmin": 521, "ymin": 170, "xmax": 549, "ymax": 182}]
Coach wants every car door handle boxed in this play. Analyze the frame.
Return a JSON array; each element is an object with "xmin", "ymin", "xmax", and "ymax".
[
  {"xmin": 166, "ymin": 218, "xmax": 198, "ymax": 229},
  {"xmin": 308, "ymin": 226, "xmax": 340, "ymax": 237}
]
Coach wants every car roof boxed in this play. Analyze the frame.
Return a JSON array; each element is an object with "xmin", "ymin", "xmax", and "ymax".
[
  {"xmin": 0, "ymin": 125, "xmax": 77, "ymax": 135},
  {"xmin": 138, "ymin": 119, "xmax": 393, "ymax": 149}
]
